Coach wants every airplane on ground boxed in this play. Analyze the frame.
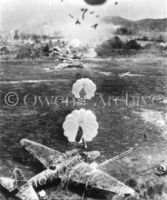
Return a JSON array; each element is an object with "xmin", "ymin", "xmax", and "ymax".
[{"xmin": 0, "ymin": 139, "xmax": 135, "ymax": 200}]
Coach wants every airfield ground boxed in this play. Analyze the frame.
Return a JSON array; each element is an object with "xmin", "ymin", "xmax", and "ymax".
[{"xmin": 0, "ymin": 53, "xmax": 167, "ymax": 199}]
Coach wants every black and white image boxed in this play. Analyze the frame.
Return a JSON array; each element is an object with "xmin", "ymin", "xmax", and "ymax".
[{"xmin": 0, "ymin": 0, "xmax": 167, "ymax": 199}]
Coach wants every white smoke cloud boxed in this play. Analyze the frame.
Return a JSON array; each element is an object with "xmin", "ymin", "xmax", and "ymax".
[{"xmin": 1, "ymin": 0, "xmax": 166, "ymax": 44}]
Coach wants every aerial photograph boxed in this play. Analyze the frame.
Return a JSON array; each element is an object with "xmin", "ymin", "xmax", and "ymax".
[{"xmin": 0, "ymin": 0, "xmax": 167, "ymax": 199}]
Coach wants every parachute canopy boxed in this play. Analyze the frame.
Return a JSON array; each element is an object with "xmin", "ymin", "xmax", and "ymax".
[
  {"xmin": 72, "ymin": 78, "xmax": 96, "ymax": 99},
  {"xmin": 63, "ymin": 109, "xmax": 99, "ymax": 143},
  {"xmin": 84, "ymin": 0, "xmax": 107, "ymax": 5}
]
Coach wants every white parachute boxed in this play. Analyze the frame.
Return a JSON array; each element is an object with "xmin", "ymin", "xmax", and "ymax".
[
  {"xmin": 63, "ymin": 108, "xmax": 99, "ymax": 143},
  {"xmin": 72, "ymin": 78, "xmax": 96, "ymax": 100}
]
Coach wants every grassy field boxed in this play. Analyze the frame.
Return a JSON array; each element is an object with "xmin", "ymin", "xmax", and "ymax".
[{"xmin": 0, "ymin": 53, "xmax": 167, "ymax": 199}]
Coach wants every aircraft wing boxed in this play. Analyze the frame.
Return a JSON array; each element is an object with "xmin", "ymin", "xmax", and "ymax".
[
  {"xmin": 16, "ymin": 183, "xmax": 39, "ymax": 200},
  {"xmin": 0, "ymin": 177, "xmax": 16, "ymax": 192},
  {"xmin": 20, "ymin": 139, "xmax": 65, "ymax": 168},
  {"xmin": 69, "ymin": 162, "xmax": 135, "ymax": 198},
  {"xmin": 98, "ymin": 148, "xmax": 134, "ymax": 170},
  {"xmin": 97, "ymin": 144, "xmax": 167, "ymax": 179}
]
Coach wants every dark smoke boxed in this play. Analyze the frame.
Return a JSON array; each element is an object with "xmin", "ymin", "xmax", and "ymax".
[{"xmin": 84, "ymin": 0, "xmax": 107, "ymax": 5}]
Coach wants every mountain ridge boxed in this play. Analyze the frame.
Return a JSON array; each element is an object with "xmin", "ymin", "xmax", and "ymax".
[{"xmin": 103, "ymin": 16, "xmax": 167, "ymax": 32}]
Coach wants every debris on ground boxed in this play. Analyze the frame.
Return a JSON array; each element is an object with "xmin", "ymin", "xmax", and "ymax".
[{"xmin": 56, "ymin": 62, "xmax": 84, "ymax": 70}]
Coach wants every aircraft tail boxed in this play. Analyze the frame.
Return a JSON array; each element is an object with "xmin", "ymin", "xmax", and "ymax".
[
  {"xmin": 13, "ymin": 168, "xmax": 26, "ymax": 187},
  {"xmin": 0, "ymin": 167, "xmax": 26, "ymax": 192}
]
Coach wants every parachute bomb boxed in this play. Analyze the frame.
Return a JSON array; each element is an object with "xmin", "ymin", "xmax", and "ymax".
[{"xmin": 84, "ymin": 0, "xmax": 107, "ymax": 5}]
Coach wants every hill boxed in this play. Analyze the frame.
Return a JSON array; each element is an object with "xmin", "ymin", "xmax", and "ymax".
[{"xmin": 103, "ymin": 16, "xmax": 167, "ymax": 32}]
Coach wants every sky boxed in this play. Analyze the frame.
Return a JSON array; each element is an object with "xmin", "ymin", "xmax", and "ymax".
[{"xmin": 0, "ymin": 0, "xmax": 166, "ymax": 43}]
